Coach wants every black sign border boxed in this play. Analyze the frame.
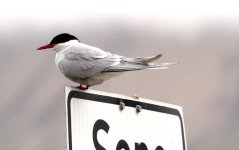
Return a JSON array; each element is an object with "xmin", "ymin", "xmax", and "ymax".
[{"xmin": 67, "ymin": 90, "xmax": 186, "ymax": 150}]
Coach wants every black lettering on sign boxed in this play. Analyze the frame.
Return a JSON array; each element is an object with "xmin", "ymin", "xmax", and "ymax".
[
  {"xmin": 93, "ymin": 119, "xmax": 110, "ymax": 150},
  {"xmin": 135, "ymin": 142, "xmax": 148, "ymax": 150},
  {"xmin": 155, "ymin": 146, "xmax": 164, "ymax": 150},
  {"xmin": 116, "ymin": 140, "xmax": 130, "ymax": 150},
  {"xmin": 92, "ymin": 119, "xmax": 165, "ymax": 150}
]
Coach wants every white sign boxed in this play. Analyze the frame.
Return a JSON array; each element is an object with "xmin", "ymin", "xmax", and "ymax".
[{"xmin": 65, "ymin": 86, "xmax": 187, "ymax": 150}]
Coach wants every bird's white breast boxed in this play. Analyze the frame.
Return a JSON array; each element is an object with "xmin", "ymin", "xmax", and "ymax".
[{"xmin": 55, "ymin": 51, "xmax": 65, "ymax": 71}]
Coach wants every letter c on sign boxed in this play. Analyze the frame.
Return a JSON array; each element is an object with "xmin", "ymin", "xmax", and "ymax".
[{"xmin": 93, "ymin": 119, "xmax": 110, "ymax": 150}]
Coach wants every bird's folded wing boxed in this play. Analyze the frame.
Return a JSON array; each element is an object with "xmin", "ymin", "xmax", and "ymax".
[
  {"xmin": 123, "ymin": 54, "xmax": 162, "ymax": 64},
  {"xmin": 63, "ymin": 46, "xmax": 121, "ymax": 77},
  {"xmin": 104, "ymin": 61, "xmax": 177, "ymax": 72}
]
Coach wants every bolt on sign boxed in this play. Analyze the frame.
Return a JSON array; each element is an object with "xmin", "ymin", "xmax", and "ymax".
[{"xmin": 65, "ymin": 86, "xmax": 187, "ymax": 150}]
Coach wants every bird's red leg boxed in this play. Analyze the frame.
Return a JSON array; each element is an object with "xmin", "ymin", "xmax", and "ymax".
[{"xmin": 76, "ymin": 84, "xmax": 90, "ymax": 90}]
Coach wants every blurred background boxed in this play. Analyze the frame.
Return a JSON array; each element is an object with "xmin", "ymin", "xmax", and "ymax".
[{"xmin": 1, "ymin": 0, "xmax": 239, "ymax": 149}]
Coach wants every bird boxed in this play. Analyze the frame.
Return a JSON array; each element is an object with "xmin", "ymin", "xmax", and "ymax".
[{"xmin": 36, "ymin": 33, "xmax": 176, "ymax": 90}]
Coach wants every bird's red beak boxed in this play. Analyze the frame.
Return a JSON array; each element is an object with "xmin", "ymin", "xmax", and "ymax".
[{"xmin": 36, "ymin": 44, "xmax": 54, "ymax": 50}]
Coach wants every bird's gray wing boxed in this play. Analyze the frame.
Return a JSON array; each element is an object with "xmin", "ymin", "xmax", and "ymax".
[
  {"xmin": 123, "ymin": 54, "xmax": 162, "ymax": 64},
  {"xmin": 63, "ymin": 45, "xmax": 121, "ymax": 78}
]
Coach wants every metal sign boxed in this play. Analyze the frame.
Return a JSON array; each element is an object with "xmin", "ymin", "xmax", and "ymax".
[{"xmin": 65, "ymin": 86, "xmax": 187, "ymax": 150}]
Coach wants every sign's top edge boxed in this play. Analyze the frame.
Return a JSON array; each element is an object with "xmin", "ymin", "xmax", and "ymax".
[{"xmin": 65, "ymin": 86, "xmax": 182, "ymax": 111}]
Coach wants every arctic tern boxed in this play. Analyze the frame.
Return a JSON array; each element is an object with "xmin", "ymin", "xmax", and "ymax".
[{"xmin": 37, "ymin": 33, "xmax": 175, "ymax": 90}]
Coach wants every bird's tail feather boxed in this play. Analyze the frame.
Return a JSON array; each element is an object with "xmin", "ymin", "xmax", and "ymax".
[{"xmin": 148, "ymin": 62, "xmax": 177, "ymax": 68}]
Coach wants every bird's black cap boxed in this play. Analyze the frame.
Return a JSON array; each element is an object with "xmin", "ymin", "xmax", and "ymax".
[{"xmin": 50, "ymin": 33, "xmax": 79, "ymax": 45}]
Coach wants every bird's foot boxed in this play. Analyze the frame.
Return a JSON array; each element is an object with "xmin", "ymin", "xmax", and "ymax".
[{"xmin": 76, "ymin": 84, "xmax": 90, "ymax": 90}]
